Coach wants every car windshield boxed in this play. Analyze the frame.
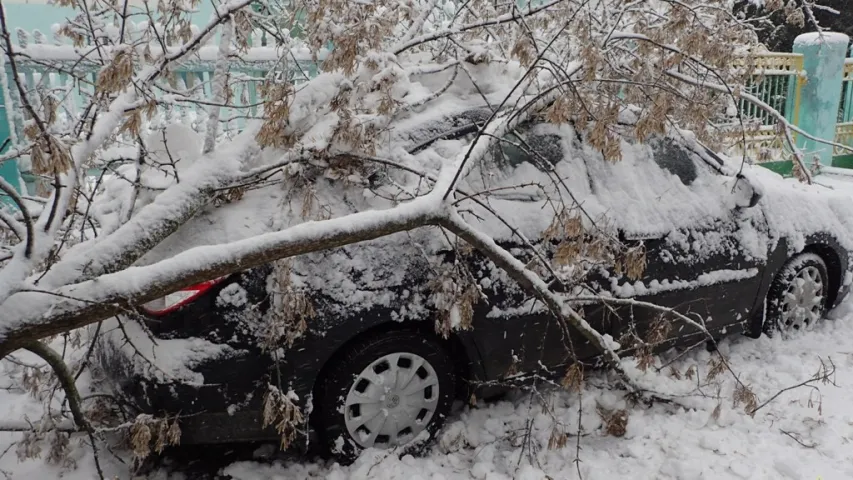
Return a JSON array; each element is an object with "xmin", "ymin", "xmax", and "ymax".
[{"xmin": 493, "ymin": 123, "xmax": 712, "ymax": 188}]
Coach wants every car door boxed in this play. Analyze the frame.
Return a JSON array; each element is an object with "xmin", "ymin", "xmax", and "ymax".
[
  {"xmin": 458, "ymin": 245, "xmax": 568, "ymax": 380},
  {"xmin": 455, "ymin": 126, "xmax": 616, "ymax": 380},
  {"xmin": 583, "ymin": 137, "xmax": 770, "ymax": 353}
]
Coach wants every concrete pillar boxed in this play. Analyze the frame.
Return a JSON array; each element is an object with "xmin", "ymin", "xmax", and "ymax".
[{"xmin": 793, "ymin": 32, "xmax": 849, "ymax": 166}]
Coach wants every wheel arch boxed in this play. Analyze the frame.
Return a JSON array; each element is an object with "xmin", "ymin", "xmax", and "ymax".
[
  {"xmin": 802, "ymin": 242, "xmax": 845, "ymax": 309},
  {"xmin": 747, "ymin": 233, "xmax": 850, "ymax": 337},
  {"xmin": 269, "ymin": 312, "xmax": 484, "ymax": 451},
  {"xmin": 309, "ymin": 319, "xmax": 483, "ymax": 406}
]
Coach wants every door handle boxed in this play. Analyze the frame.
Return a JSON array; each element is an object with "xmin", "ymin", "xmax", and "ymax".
[{"xmin": 619, "ymin": 231, "xmax": 662, "ymax": 242}]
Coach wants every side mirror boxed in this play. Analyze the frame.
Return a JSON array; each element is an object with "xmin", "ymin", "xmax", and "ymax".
[{"xmin": 732, "ymin": 173, "xmax": 762, "ymax": 209}]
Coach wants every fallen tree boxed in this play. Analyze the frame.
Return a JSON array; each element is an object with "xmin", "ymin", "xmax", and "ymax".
[{"xmin": 0, "ymin": 0, "xmax": 834, "ymax": 475}]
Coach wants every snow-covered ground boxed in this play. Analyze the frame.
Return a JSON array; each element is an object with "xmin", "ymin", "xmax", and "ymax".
[
  {"xmin": 224, "ymin": 301, "xmax": 853, "ymax": 480},
  {"xmin": 3, "ymin": 297, "xmax": 853, "ymax": 479}
]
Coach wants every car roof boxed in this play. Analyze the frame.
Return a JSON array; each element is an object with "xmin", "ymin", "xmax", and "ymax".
[{"xmin": 396, "ymin": 106, "xmax": 732, "ymax": 177}]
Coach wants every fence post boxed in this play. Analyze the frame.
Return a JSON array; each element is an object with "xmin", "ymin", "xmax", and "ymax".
[
  {"xmin": 792, "ymin": 32, "xmax": 849, "ymax": 166},
  {"xmin": 843, "ymin": 45, "xmax": 853, "ymax": 124},
  {"xmin": 0, "ymin": 65, "xmax": 23, "ymax": 200}
]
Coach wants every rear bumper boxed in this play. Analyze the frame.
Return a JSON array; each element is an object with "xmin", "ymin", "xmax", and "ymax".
[
  {"xmin": 95, "ymin": 329, "xmax": 214, "ymax": 414},
  {"xmin": 173, "ymin": 411, "xmax": 280, "ymax": 445},
  {"xmin": 94, "ymin": 325, "xmax": 288, "ymax": 445}
]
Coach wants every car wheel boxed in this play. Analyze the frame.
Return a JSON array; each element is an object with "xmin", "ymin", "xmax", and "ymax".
[
  {"xmin": 315, "ymin": 330, "xmax": 456, "ymax": 464},
  {"xmin": 764, "ymin": 253, "xmax": 829, "ymax": 336}
]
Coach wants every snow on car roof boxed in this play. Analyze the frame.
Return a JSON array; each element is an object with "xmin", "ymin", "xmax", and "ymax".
[{"xmin": 94, "ymin": 102, "xmax": 853, "ymax": 310}]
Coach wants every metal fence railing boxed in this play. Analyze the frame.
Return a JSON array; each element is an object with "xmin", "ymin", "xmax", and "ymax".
[
  {"xmin": 1, "ymin": 23, "xmax": 852, "ymax": 192},
  {"xmin": 725, "ymin": 53, "xmax": 805, "ymax": 162},
  {"xmin": 836, "ymin": 59, "xmax": 853, "ymax": 156},
  {"xmin": 738, "ymin": 53, "xmax": 804, "ymax": 126}
]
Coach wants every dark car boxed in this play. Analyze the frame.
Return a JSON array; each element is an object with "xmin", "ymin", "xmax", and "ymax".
[{"xmin": 97, "ymin": 110, "xmax": 853, "ymax": 463}]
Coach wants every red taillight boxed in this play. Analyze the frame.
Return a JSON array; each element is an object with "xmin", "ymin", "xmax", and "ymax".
[{"xmin": 142, "ymin": 277, "xmax": 226, "ymax": 316}]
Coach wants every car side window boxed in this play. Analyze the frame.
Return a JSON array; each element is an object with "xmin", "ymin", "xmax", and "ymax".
[
  {"xmin": 649, "ymin": 137, "xmax": 698, "ymax": 186},
  {"xmin": 495, "ymin": 129, "xmax": 563, "ymax": 170}
]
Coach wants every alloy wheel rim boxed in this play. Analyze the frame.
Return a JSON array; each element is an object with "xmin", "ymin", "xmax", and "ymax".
[
  {"xmin": 780, "ymin": 265, "xmax": 825, "ymax": 332},
  {"xmin": 343, "ymin": 352, "xmax": 440, "ymax": 448}
]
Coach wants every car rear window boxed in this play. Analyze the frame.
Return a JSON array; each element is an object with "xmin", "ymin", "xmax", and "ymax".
[{"xmin": 496, "ymin": 130, "xmax": 563, "ymax": 170}]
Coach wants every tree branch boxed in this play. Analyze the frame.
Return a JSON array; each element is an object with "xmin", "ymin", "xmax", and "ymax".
[
  {"xmin": 0, "ymin": 195, "xmax": 445, "ymax": 357},
  {"xmin": 438, "ymin": 211, "xmax": 640, "ymax": 392},
  {"xmin": 393, "ymin": 0, "xmax": 565, "ymax": 54},
  {"xmin": 21, "ymin": 340, "xmax": 104, "ymax": 479}
]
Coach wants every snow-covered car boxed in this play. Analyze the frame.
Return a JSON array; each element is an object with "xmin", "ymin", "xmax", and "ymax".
[{"xmin": 96, "ymin": 109, "xmax": 853, "ymax": 463}]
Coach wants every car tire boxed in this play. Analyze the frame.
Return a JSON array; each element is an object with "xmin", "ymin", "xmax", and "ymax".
[
  {"xmin": 763, "ymin": 253, "xmax": 829, "ymax": 336},
  {"xmin": 315, "ymin": 330, "xmax": 456, "ymax": 465}
]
